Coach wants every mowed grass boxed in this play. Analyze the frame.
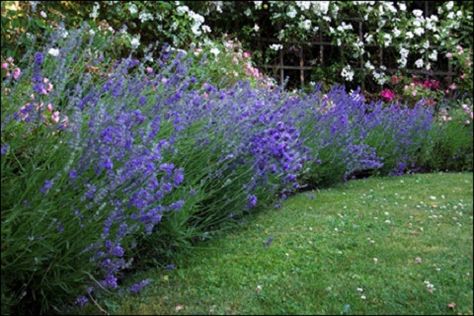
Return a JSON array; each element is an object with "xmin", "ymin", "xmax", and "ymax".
[{"xmin": 92, "ymin": 172, "xmax": 473, "ymax": 315}]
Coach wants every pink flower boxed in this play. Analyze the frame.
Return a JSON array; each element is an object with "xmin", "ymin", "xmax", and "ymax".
[
  {"xmin": 145, "ymin": 66, "xmax": 153, "ymax": 74},
  {"xmin": 243, "ymin": 51, "xmax": 251, "ymax": 59},
  {"xmin": 380, "ymin": 88, "xmax": 396, "ymax": 102},
  {"xmin": 51, "ymin": 111, "xmax": 60, "ymax": 123},
  {"xmin": 449, "ymin": 83, "xmax": 457, "ymax": 90},
  {"xmin": 6, "ymin": 57, "xmax": 14, "ymax": 63},
  {"xmin": 446, "ymin": 52, "xmax": 453, "ymax": 59},
  {"xmin": 12, "ymin": 68, "xmax": 21, "ymax": 80},
  {"xmin": 1, "ymin": 63, "xmax": 8, "ymax": 70}
]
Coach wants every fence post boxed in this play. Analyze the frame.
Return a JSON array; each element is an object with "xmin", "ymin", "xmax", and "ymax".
[
  {"xmin": 300, "ymin": 47, "xmax": 304, "ymax": 87},
  {"xmin": 279, "ymin": 49, "xmax": 284, "ymax": 87}
]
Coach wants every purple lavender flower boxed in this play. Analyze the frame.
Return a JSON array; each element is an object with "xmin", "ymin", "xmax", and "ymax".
[
  {"xmin": 40, "ymin": 179, "xmax": 53, "ymax": 194},
  {"xmin": 1, "ymin": 143, "xmax": 9, "ymax": 155},
  {"xmin": 69, "ymin": 169, "xmax": 78, "ymax": 180},
  {"xmin": 173, "ymin": 168, "xmax": 184, "ymax": 186},
  {"xmin": 165, "ymin": 263, "xmax": 176, "ymax": 271},
  {"xmin": 110, "ymin": 244, "xmax": 125, "ymax": 257},
  {"xmin": 34, "ymin": 52, "xmax": 44, "ymax": 65},
  {"xmin": 75, "ymin": 295, "xmax": 89, "ymax": 307},
  {"xmin": 129, "ymin": 278, "xmax": 152, "ymax": 294},
  {"xmin": 101, "ymin": 274, "xmax": 118, "ymax": 289},
  {"xmin": 247, "ymin": 195, "xmax": 257, "ymax": 208}
]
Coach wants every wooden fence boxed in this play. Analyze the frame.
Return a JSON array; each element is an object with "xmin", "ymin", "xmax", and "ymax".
[{"xmin": 257, "ymin": 1, "xmax": 455, "ymax": 90}]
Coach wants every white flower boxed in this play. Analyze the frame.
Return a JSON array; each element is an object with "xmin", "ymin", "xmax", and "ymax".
[
  {"xmin": 40, "ymin": 10, "xmax": 47, "ymax": 18},
  {"xmin": 89, "ymin": 29, "xmax": 95, "ymax": 36},
  {"xmin": 139, "ymin": 12, "xmax": 154, "ymax": 22},
  {"xmin": 393, "ymin": 28, "xmax": 401, "ymax": 37},
  {"xmin": 90, "ymin": 2, "xmax": 100, "ymax": 19},
  {"xmin": 299, "ymin": 19, "xmax": 312, "ymax": 31},
  {"xmin": 373, "ymin": 70, "xmax": 387, "ymax": 85},
  {"xmin": 400, "ymin": 47, "xmax": 409, "ymax": 58},
  {"xmin": 201, "ymin": 25, "xmax": 211, "ymax": 33},
  {"xmin": 310, "ymin": 1, "xmax": 330, "ymax": 15},
  {"xmin": 341, "ymin": 65, "xmax": 354, "ymax": 82},
  {"xmin": 296, "ymin": 1, "xmax": 311, "ymax": 10},
  {"xmin": 447, "ymin": 12, "xmax": 455, "ymax": 19},
  {"xmin": 130, "ymin": 36, "xmax": 140, "ymax": 49},
  {"xmin": 128, "ymin": 3, "xmax": 138, "ymax": 15},
  {"xmin": 210, "ymin": 47, "xmax": 220, "ymax": 56},
  {"xmin": 406, "ymin": 31, "xmax": 414, "ymax": 39},
  {"xmin": 383, "ymin": 34, "xmax": 392, "ymax": 47},
  {"xmin": 269, "ymin": 43, "xmax": 283, "ymax": 51},
  {"xmin": 254, "ymin": 1, "xmax": 263, "ymax": 9},
  {"xmin": 287, "ymin": 6, "xmax": 297, "ymax": 18},
  {"xmin": 413, "ymin": 9, "xmax": 423, "ymax": 17},
  {"xmin": 446, "ymin": 1, "xmax": 454, "ymax": 11},
  {"xmin": 365, "ymin": 60, "xmax": 375, "ymax": 71},
  {"xmin": 48, "ymin": 48, "xmax": 60, "ymax": 57},
  {"xmin": 399, "ymin": 3, "xmax": 406, "ymax": 11},
  {"xmin": 414, "ymin": 27, "xmax": 424, "ymax": 36},
  {"xmin": 176, "ymin": 5, "xmax": 189, "ymax": 15},
  {"xmin": 415, "ymin": 58, "xmax": 424, "ymax": 68},
  {"xmin": 253, "ymin": 24, "xmax": 260, "ymax": 32},
  {"xmin": 423, "ymin": 41, "xmax": 430, "ymax": 49}
]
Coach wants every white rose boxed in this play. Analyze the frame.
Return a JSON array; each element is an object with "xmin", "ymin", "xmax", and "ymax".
[{"xmin": 414, "ymin": 58, "xmax": 424, "ymax": 68}]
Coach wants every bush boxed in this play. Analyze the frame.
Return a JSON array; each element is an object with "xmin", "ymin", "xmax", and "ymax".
[{"xmin": 421, "ymin": 105, "xmax": 473, "ymax": 171}]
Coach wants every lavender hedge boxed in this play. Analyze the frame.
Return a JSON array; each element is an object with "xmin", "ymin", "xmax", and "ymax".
[{"xmin": 0, "ymin": 27, "xmax": 452, "ymax": 314}]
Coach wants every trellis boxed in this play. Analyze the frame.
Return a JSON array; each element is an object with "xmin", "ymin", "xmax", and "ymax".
[{"xmin": 258, "ymin": 1, "xmax": 455, "ymax": 89}]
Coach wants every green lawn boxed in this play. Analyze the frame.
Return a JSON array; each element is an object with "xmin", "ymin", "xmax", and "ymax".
[{"xmin": 89, "ymin": 172, "xmax": 473, "ymax": 315}]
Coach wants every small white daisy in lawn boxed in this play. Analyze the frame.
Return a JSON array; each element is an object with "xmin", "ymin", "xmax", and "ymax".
[
  {"xmin": 360, "ymin": 295, "xmax": 367, "ymax": 300},
  {"xmin": 384, "ymin": 212, "xmax": 389, "ymax": 216},
  {"xmin": 373, "ymin": 258, "xmax": 378, "ymax": 263},
  {"xmin": 285, "ymin": 253, "xmax": 289, "ymax": 257},
  {"xmin": 384, "ymin": 219, "xmax": 391, "ymax": 224},
  {"xmin": 429, "ymin": 196, "xmax": 437, "ymax": 200},
  {"xmin": 415, "ymin": 257, "xmax": 422, "ymax": 264},
  {"xmin": 435, "ymin": 267, "xmax": 441, "ymax": 272},
  {"xmin": 441, "ymin": 195, "xmax": 446, "ymax": 199},
  {"xmin": 424, "ymin": 280, "xmax": 435, "ymax": 293},
  {"xmin": 256, "ymin": 285, "xmax": 262, "ymax": 293},
  {"xmin": 357, "ymin": 287, "xmax": 364, "ymax": 292}
]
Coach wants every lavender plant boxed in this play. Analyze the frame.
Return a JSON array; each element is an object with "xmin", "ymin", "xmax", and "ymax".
[{"xmin": 0, "ymin": 26, "xmax": 441, "ymax": 315}]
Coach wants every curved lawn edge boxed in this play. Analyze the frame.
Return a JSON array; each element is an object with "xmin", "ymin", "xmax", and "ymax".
[{"xmin": 80, "ymin": 172, "xmax": 473, "ymax": 315}]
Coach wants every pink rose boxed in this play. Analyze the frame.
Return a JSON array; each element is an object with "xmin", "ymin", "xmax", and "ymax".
[
  {"xmin": 12, "ymin": 68, "xmax": 21, "ymax": 80},
  {"xmin": 380, "ymin": 88, "xmax": 396, "ymax": 102},
  {"xmin": 51, "ymin": 111, "xmax": 60, "ymax": 123}
]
